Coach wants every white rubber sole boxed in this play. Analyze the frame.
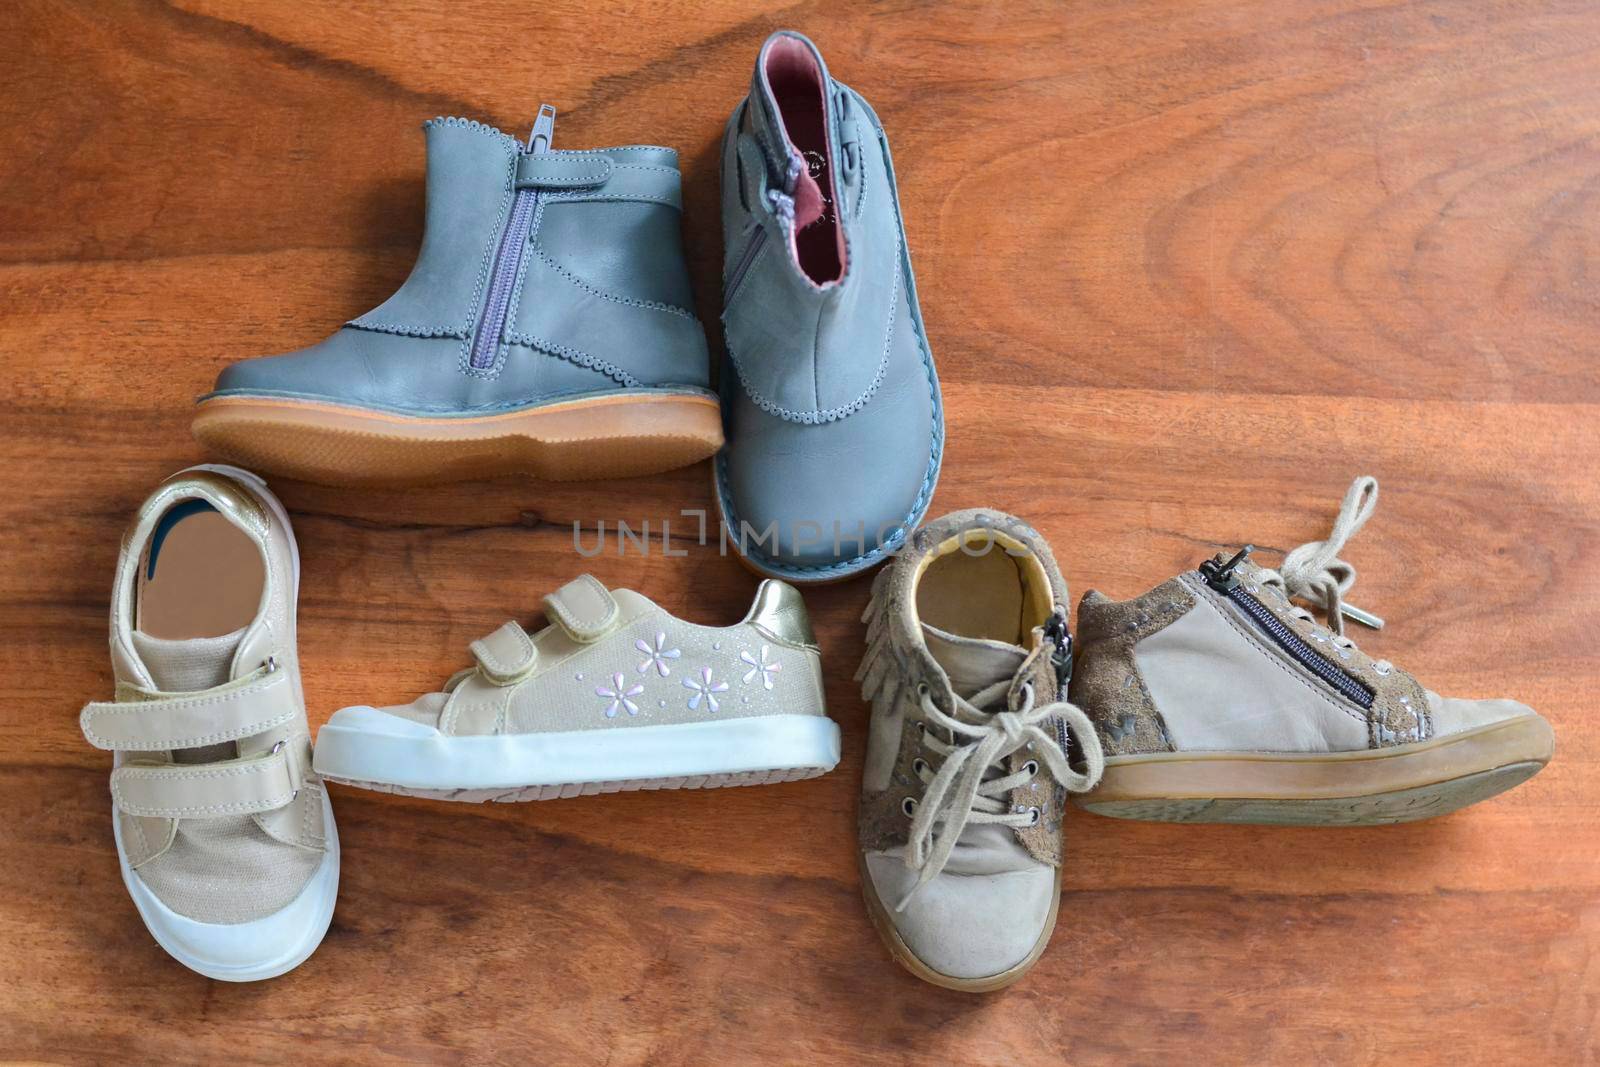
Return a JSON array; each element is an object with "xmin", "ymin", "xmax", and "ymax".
[
  {"xmin": 112, "ymin": 790, "xmax": 340, "ymax": 982},
  {"xmin": 313, "ymin": 705, "xmax": 842, "ymax": 802}
]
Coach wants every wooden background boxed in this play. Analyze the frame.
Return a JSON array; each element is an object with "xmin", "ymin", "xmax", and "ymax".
[{"xmin": 3, "ymin": 1, "xmax": 1597, "ymax": 1063}]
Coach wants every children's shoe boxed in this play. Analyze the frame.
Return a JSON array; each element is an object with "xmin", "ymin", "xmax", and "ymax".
[
  {"xmin": 313, "ymin": 576, "xmax": 839, "ymax": 800},
  {"xmin": 716, "ymin": 31, "xmax": 943, "ymax": 582},
  {"xmin": 79, "ymin": 465, "xmax": 338, "ymax": 981},
  {"xmin": 193, "ymin": 106, "xmax": 720, "ymax": 486},
  {"xmin": 855, "ymin": 511, "xmax": 1103, "ymax": 991},
  {"xmin": 1072, "ymin": 477, "xmax": 1555, "ymax": 825}
]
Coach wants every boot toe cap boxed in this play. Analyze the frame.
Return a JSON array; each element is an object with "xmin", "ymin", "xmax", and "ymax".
[{"xmin": 718, "ymin": 371, "xmax": 940, "ymax": 579}]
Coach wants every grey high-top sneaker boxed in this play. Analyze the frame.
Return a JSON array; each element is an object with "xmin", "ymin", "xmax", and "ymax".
[
  {"xmin": 717, "ymin": 32, "xmax": 943, "ymax": 583},
  {"xmin": 313, "ymin": 574, "xmax": 840, "ymax": 800},
  {"xmin": 194, "ymin": 105, "xmax": 720, "ymax": 486},
  {"xmin": 855, "ymin": 511, "xmax": 1103, "ymax": 991},
  {"xmin": 1072, "ymin": 477, "xmax": 1556, "ymax": 825},
  {"xmin": 79, "ymin": 465, "xmax": 337, "ymax": 981}
]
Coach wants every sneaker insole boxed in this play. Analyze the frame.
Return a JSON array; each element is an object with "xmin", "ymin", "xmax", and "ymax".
[
  {"xmin": 917, "ymin": 549, "xmax": 1030, "ymax": 645},
  {"xmin": 137, "ymin": 503, "xmax": 265, "ymax": 640}
]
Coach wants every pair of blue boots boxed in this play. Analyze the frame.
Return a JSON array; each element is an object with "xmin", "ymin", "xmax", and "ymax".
[{"xmin": 194, "ymin": 32, "xmax": 943, "ymax": 584}]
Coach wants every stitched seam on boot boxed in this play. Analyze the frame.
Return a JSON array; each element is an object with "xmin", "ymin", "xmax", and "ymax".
[
  {"xmin": 502, "ymin": 331, "xmax": 637, "ymax": 387},
  {"xmin": 422, "ymin": 116, "xmax": 520, "ymax": 148},
  {"xmin": 346, "ymin": 320, "xmax": 466, "ymax": 339},
  {"xmin": 723, "ymin": 256, "xmax": 893, "ymax": 425},
  {"xmin": 541, "ymin": 191, "xmax": 680, "ymax": 209},
  {"xmin": 530, "ymin": 246, "xmax": 698, "ymax": 321}
]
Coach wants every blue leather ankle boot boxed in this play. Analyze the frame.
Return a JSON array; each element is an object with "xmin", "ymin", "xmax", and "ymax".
[
  {"xmin": 194, "ymin": 106, "xmax": 721, "ymax": 485},
  {"xmin": 717, "ymin": 32, "xmax": 944, "ymax": 582}
]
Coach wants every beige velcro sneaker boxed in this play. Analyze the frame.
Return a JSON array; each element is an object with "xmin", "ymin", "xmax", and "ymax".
[
  {"xmin": 79, "ymin": 465, "xmax": 337, "ymax": 981},
  {"xmin": 313, "ymin": 574, "xmax": 840, "ymax": 801}
]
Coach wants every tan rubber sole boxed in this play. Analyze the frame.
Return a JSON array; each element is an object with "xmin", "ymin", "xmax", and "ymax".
[
  {"xmin": 1076, "ymin": 714, "xmax": 1555, "ymax": 825},
  {"xmin": 191, "ymin": 392, "xmax": 723, "ymax": 486},
  {"xmin": 856, "ymin": 852, "xmax": 1061, "ymax": 992}
]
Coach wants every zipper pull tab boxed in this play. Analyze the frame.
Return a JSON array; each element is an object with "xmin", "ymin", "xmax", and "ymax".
[
  {"xmin": 1043, "ymin": 607, "xmax": 1073, "ymax": 696},
  {"xmin": 1339, "ymin": 602, "xmax": 1385, "ymax": 630},
  {"xmin": 528, "ymin": 103, "xmax": 556, "ymax": 153},
  {"xmin": 1199, "ymin": 544, "xmax": 1253, "ymax": 592}
]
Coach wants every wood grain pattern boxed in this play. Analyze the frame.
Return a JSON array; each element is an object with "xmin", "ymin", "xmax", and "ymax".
[{"xmin": 3, "ymin": 0, "xmax": 1598, "ymax": 1062}]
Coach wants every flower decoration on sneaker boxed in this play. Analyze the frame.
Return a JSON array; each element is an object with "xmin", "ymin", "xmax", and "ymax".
[
  {"xmin": 740, "ymin": 645, "xmax": 782, "ymax": 690},
  {"xmin": 636, "ymin": 632, "xmax": 682, "ymax": 677},
  {"xmin": 596, "ymin": 673, "xmax": 645, "ymax": 718},
  {"xmin": 683, "ymin": 667, "xmax": 730, "ymax": 713}
]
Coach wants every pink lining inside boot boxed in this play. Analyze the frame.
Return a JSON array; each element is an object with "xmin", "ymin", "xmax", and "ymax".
[{"xmin": 764, "ymin": 37, "xmax": 846, "ymax": 285}]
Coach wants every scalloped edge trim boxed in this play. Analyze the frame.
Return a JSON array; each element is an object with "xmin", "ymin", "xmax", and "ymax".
[
  {"xmin": 345, "ymin": 320, "xmax": 468, "ymax": 340},
  {"xmin": 722, "ymin": 249, "xmax": 895, "ymax": 425},
  {"xmin": 420, "ymin": 117, "xmax": 679, "ymax": 160}
]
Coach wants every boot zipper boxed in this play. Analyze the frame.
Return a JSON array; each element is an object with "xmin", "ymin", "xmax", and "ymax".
[
  {"xmin": 723, "ymin": 224, "xmax": 768, "ymax": 304},
  {"xmin": 1198, "ymin": 546, "xmax": 1376, "ymax": 710},
  {"xmin": 469, "ymin": 104, "xmax": 556, "ymax": 371}
]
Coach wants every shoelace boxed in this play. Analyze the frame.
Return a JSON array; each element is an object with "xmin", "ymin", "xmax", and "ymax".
[
  {"xmin": 1255, "ymin": 475, "xmax": 1391, "ymax": 669},
  {"xmin": 899, "ymin": 679, "xmax": 1104, "ymax": 911}
]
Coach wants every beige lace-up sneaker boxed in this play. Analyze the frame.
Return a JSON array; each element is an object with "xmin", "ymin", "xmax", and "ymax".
[
  {"xmin": 855, "ymin": 510, "xmax": 1103, "ymax": 992},
  {"xmin": 79, "ymin": 465, "xmax": 337, "ymax": 981},
  {"xmin": 1072, "ymin": 476, "xmax": 1555, "ymax": 825},
  {"xmin": 313, "ymin": 575, "xmax": 839, "ymax": 800}
]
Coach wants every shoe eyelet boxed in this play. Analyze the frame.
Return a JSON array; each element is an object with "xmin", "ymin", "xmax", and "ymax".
[
  {"xmin": 1373, "ymin": 664, "xmax": 1391, "ymax": 676},
  {"xmin": 1023, "ymin": 760, "xmax": 1039, "ymax": 778},
  {"xmin": 911, "ymin": 758, "xmax": 928, "ymax": 776},
  {"xmin": 901, "ymin": 797, "xmax": 918, "ymax": 817},
  {"xmin": 1025, "ymin": 806, "xmax": 1041, "ymax": 826},
  {"xmin": 915, "ymin": 682, "xmax": 930, "ymax": 697}
]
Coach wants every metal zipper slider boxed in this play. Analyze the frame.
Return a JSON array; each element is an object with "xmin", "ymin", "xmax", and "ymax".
[
  {"xmin": 1339, "ymin": 602, "xmax": 1385, "ymax": 630},
  {"xmin": 1042, "ymin": 607, "xmax": 1073, "ymax": 695},
  {"xmin": 1199, "ymin": 544, "xmax": 1253, "ymax": 592},
  {"xmin": 528, "ymin": 103, "xmax": 556, "ymax": 153}
]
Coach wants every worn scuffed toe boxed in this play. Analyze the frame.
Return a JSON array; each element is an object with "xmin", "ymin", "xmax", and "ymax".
[
  {"xmin": 1425, "ymin": 691, "xmax": 1543, "ymax": 737},
  {"xmin": 863, "ymin": 854, "xmax": 1057, "ymax": 983}
]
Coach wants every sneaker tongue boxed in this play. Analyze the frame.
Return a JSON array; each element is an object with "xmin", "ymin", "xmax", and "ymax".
[
  {"xmin": 130, "ymin": 628, "xmax": 245, "ymax": 694},
  {"xmin": 921, "ymin": 623, "xmax": 1027, "ymax": 700}
]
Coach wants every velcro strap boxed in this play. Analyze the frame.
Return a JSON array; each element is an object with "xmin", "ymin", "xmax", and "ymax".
[
  {"xmin": 470, "ymin": 621, "xmax": 538, "ymax": 685},
  {"xmin": 80, "ymin": 663, "xmax": 296, "ymax": 752},
  {"xmin": 542, "ymin": 574, "xmax": 619, "ymax": 643},
  {"xmin": 110, "ymin": 745, "xmax": 303, "ymax": 820},
  {"xmin": 516, "ymin": 152, "xmax": 613, "ymax": 189}
]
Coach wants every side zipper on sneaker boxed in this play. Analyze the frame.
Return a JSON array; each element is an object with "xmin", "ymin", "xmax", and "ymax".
[
  {"xmin": 722, "ymin": 223, "xmax": 768, "ymax": 305},
  {"xmin": 1198, "ymin": 546, "xmax": 1376, "ymax": 711},
  {"xmin": 468, "ymin": 104, "xmax": 556, "ymax": 371},
  {"xmin": 1043, "ymin": 607, "xmax": 1075, "ymax": 759}
]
